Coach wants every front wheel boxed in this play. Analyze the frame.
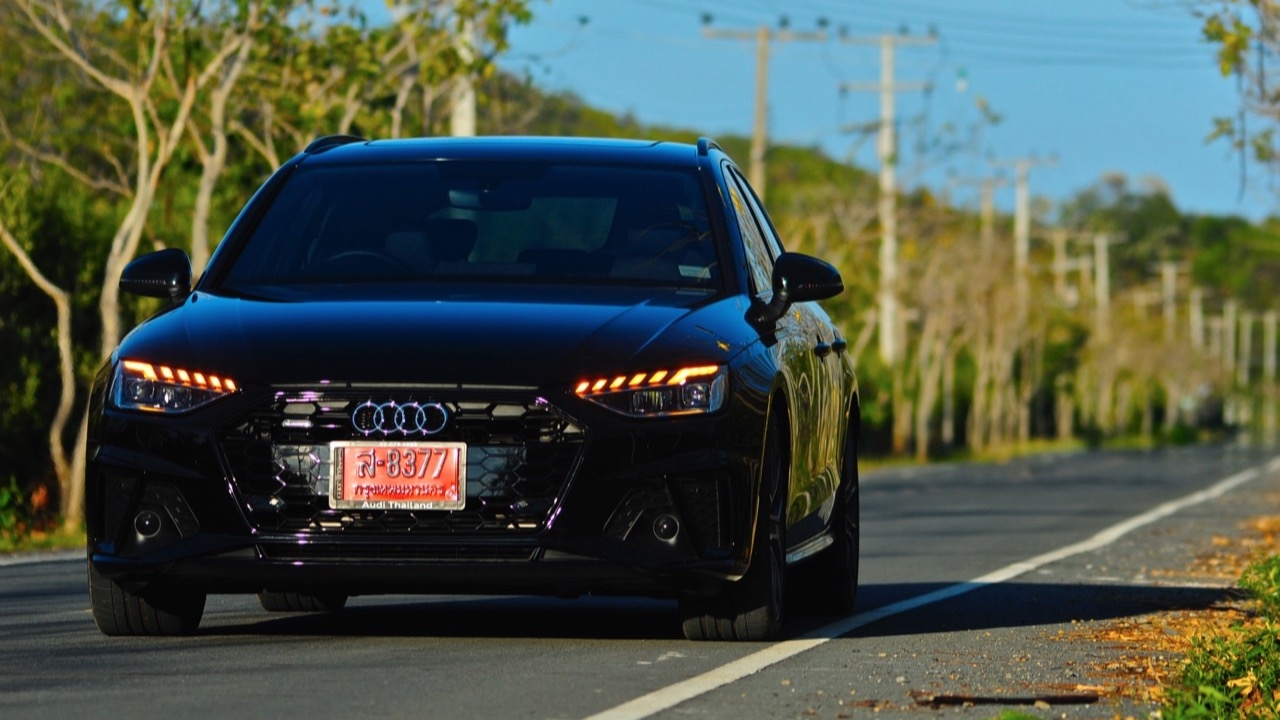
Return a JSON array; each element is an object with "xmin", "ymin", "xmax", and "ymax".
[
  {"xmin": 681, "ymin": 415, "xmax": 786, "ymax": 641},
  {"xmin": 89, "ymin": 562, "xmax": 205, "ymax": 636}
]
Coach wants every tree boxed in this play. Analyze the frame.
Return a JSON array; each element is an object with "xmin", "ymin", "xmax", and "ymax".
[
  {"xmin": 0, "ymin": 177, "xmax": 78, "ymax": 527},
  {"xmin": 1199, "ymin": 1, "xmax": 1280, "ymax": 187},
  {"xmin": 4, "ymin": 0, "xmax": 259, "ymax": 528},
  {"xmin": 1, "ymin": 0, "xmax": 533, "ymax": 528}
]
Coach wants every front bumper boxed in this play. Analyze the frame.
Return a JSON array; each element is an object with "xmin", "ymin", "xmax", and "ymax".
[{"xmin": 86, "ymin": 383, "xmax": 768, "ymax": 600}]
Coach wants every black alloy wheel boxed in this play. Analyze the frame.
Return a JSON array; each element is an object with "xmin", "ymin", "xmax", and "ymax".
[{"xmin": 809, "ymin": 424, "xmax": 860, "ymax": 613}]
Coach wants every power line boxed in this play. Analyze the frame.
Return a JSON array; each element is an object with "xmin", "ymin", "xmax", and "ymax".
[
  {"xmin": 702, "ymin": 23, "xmax": 828, "ymax": 199},
  {"xmin": 615, "ymin": 0, "xmax": 1215, "ymax": 69}
]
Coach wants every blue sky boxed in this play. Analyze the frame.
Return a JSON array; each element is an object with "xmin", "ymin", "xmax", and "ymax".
[{"xmin": 495, "ymin": 0, "xmax": 1274, "ymax": 221}]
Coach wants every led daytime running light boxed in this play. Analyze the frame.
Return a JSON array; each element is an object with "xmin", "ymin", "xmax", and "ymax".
[
  {"xmin": 575, "ymin": 364, "xmax": 719, "ymax": 397},
  {"xmin": 122, "ymin": 360, "xmax": 238, "ymax": 393}
]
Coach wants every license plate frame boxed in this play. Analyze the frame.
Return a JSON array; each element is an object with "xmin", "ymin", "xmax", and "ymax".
[{"xmin": 329, "ymin": 440, "xmax": 466, "ymax": 511}]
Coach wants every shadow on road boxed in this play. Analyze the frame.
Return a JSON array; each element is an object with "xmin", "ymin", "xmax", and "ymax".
[
  {"xmin": 191, "ymin": 579, "xmax": 1242, "ymax": 641},
  {"xmin": 201, "ymin": 594, "xmax": 687, "ymax": 640},
  {"xmin": 839, "ymin": 580, "xmax": 1242, "ymax": 639}
]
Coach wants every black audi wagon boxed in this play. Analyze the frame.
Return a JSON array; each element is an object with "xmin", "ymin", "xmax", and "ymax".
[{"xmin": 87, "ymin": 135, "xmax": 860, "ymax": 640}]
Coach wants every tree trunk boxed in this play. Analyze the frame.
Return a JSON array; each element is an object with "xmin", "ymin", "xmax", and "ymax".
[
  {"xmin": 0, "ymin": 216, "xmax": 80, "ymax": 523},
  {"xmin": 891, "ymin": 369, "xmax": 913, "ymax": 456},
  {"xmin": 914, "ymin": 329, "xmax": 945, "ymax": 462},
  {"xmin": 941, "ymin": 342, "xmax": 957, "ymax": 449}
]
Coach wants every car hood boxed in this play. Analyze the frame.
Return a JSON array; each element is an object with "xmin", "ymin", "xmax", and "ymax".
[{"xmin": 115, "ymin": 286, "xmax": 758, "ymax": 388}]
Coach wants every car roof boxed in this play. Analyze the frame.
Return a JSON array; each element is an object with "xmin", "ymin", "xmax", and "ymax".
[{"xmin": 298, "ymin": 136, "xmax": 708, "ymax": 167}]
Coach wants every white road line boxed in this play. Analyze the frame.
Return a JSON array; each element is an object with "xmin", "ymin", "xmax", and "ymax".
[{"xmin": 583, "ymin": 459, "xmax": 1277, "ymax": 720}]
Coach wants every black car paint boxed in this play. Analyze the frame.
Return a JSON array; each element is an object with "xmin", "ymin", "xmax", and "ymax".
[
  {"xmin": 87, "ymin": 136, "xmax": 857, "ymax": 634},
  {"xmin": 113, "ymin": 288, "xmax": 753, "ymax": 388}
]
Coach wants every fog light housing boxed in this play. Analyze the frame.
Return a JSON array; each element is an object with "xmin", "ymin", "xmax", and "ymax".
[
  {"xmin": 134, "ymin": 510, "xmax": 162, "ymax": 538},
  {"xmin": 653, "ymin": 514, "xmax": 680, "ymax": 542}
]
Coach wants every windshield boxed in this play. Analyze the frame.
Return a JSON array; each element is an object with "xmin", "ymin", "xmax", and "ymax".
[{"xmin": 218, "ymin": 161, "xmax": 719, "ymax": 294}]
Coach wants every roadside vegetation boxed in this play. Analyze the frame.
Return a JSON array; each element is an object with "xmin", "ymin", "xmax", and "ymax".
[
  {"xmin": 1163, "ymin": 552, "xmax": 1280, "ymax": 719},
  {"xmin": 0, "ymin": 477, "xmax": 81, "ymax": 552}
]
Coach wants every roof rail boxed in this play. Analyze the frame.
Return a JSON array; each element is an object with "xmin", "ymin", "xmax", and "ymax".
[
  {"xmin": 303, "ymin": 135, "xmax": 367, "ymax": 154},
  {"xmin": 697, "ymin": 137, "xmax": 722, "ymax": 157}
]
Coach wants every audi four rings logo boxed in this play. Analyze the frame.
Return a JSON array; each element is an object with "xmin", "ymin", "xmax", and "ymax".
[{"xmin": 351, "ymin": 401, "xmax": 449, "ymax": 435}]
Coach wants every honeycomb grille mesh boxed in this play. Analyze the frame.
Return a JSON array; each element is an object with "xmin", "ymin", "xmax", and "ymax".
[{"xmin": 218, "ymin": 389, "xmax": 584, "ymax": 535}]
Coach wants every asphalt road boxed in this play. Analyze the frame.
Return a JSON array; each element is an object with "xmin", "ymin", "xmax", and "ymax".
[{"xmin": 3, "ymin": 444, "xmax": 1278, "ymax": 720}]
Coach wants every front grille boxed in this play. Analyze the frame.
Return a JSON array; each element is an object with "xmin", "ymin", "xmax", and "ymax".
[{"xmin": 218, "ymin": 388, "xmax": 584, "ymax": 535}]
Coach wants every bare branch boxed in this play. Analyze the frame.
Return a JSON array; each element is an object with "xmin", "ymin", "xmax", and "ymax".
[
  {"xmin": 14, "ymin": 0, "xmax": 136, "ymax": 100},
  {"xmin": 0, "ymin": 110, "xmax": 131, "ymax": 196}
]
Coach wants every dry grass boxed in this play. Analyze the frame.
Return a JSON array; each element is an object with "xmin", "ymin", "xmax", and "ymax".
[{"xmin": 1054, "ymin": 493, "xmax": 1280, "ymax": 711}]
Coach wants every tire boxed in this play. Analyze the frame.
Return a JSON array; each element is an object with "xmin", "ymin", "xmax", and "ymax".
[
  {"xmin": 257, "ymin": 591, "xmax": 348, "ymax": 613},
  {"xmin": 89, "ymin": 562, "xmax": 205, "ymax": 636},
  {"xmin": 681, "ymin": 415, "xmax": 786, "ymax": 641},
  {"xmin": 793, "ymin": 425, "xmax": 860, "ymax": 615}
]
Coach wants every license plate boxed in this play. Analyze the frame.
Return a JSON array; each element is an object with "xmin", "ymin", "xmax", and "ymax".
[{"xmin": 329, "ymin": 441, "xmax": 466, "ymax": 510}]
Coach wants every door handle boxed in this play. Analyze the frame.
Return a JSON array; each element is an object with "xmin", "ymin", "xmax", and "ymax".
[
  {"xmin": 832, "ymin": 338, "xmax": 848, "ymax": 355},
  {"xmin": 814, "ymin": 342, "xmax": 832, "ymax": 358}
]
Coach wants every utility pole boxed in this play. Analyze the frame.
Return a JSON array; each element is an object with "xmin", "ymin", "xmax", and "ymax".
[
  {"xmin": 1093, "ymin": 234, "xmax": 1111, "ymax": 337},
  {"xmin": 1189, "ymin": 287, "xmax": 1206, "ymax": 351},
  {"xmin": 1049, "ymin": 229, "xmax": 1091, "ymax": 306},
  {"xmin": 1152, "ymin": 261, "xmax": 1186, "ymax": 343},
  {"xmin": 1265, "ymin": 310, "xmax": 1277, "ymax": 438},
  {"xmin": 950, "ymin": 175, "xmax": 1008, "ymax": 253},
  {"xmin": 991, "ymin": 156, "xmax": 1056, "ymax": 309},
  {"xmin": 1209, "ymin": 315, "xmax": 1224, "ymax": 362},
  {"xmin": 1224, "ymin": 299, "xmax": 1238, "ymax": 379},
  {"xmin": 840, "ymin": 31, "xmax": 935, "ymax": 365},
  {"xmin": 703, "ymin": 22, "xmax": 827, "ymax": 199},
  {"xmin": 1239, "ymin": 311, "xmax": 1255, "ymax": 387},
  {"xmin": 1092, "ymin": 233, "xmax": 1116, "ymax": 339}
]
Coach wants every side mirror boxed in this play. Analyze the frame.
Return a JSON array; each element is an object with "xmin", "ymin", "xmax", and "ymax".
[
  {"xmin": 120, "ymin": 248, "xmax": 192, "ymax": 302},
  {"xmin": 752, "ymin": 252, "xmax": 844, "ymax": 325}
]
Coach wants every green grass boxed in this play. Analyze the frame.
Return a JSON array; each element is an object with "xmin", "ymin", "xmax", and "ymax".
[
  {"xmin": 1162, "ymin": 553, "xmax": 1280, "ymax": 719},
  {"xmin": 0, "ymin": 525, "xmax": 84, "ymax": 554}
]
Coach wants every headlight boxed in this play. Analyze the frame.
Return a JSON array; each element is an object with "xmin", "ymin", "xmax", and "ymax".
[
  {"xmin": 574, "ymin": 365, "xmax": 726, "ymax": 418},
  {"xmin": 112, "ymin": 359, "xmax": 239, "ymax": 413}
]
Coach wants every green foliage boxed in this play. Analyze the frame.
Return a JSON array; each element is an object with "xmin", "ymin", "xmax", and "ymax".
[
  {"xmin": 0, "ymin": 0, "xmax": 537, "ymax": 531},
  {"xmin": 0, "ymin": 478, "xmax": 27, "ymax": 547},
  {"xmin": 1163, "ymin": 619, "xmax": 1280, "ymax": 719},
  {"xmin": 1202, "ymin": 8, "xmax": 1254, "ymax": 77},
  {"xmin": 1188, "ymin": 214, "xmax": 1280, "ymax": 309},
  {"xmin": 1164, "ymin": 422, "xmax": 1200, "ymax": 447},
  {"xmin": 1057, "ymin": 173, "xmax": 1191, "ymax": 286},
  {"xmin": 1164, "ymin": 552, "xmax": 1280, "ymax": 719},
  {"xmin": 0, "ymin": 164, "xmax": 114, "ymax": 507},
  {"xmin": 1240, "ymin": 554, "xmax": 1280, "ymax": 620}
]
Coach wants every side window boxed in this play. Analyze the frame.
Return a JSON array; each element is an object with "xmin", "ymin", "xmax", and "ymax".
[
  {"xmin": 724, "ymin": 166, "xmax": 773, "ymax": 294},
  {"xmin": 736, "ymin": 174, "xmax": 786, "ymax": 259}
]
